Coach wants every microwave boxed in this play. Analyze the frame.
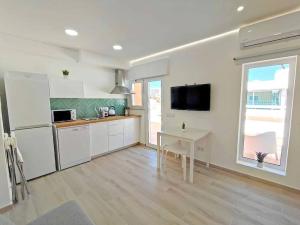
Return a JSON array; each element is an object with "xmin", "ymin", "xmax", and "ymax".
[{"xmin": 52, "ymin": 109, "xmax": 77, "ymax": 122}]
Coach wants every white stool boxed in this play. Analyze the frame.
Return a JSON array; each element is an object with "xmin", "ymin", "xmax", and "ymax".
[{"xmin": 162, "ymin": 141, "xmax": 190, "ymax": 181}]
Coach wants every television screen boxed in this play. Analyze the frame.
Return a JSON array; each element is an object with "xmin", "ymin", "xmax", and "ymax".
[
  {"xmin": 171, "ymin": 84, "xmax": 211, "ymax": 111},
  {"xmin": 186, "ymin": 84, "xmax": 211, "ymax": 110},
  {"xmin": 171, "ymin": 86, "xmax": 186, "ymax": 109}
]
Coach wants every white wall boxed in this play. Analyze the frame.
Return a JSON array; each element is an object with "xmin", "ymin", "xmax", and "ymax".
[
  {"xmin": 0, "ymin": 33, "xmax": 127, "ymax": 99},
  {"xmin": 0, "ymin": 33, "xmax": 128, "ymax": 129},
  {"xmin": 132, "ymin": 32, "xmax": 300, "ymax": 190}
]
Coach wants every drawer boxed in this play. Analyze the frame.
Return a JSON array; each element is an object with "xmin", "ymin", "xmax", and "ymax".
[
  {"xmin": 108, "ymin": 120, "xmax": 124, "ymax": 135},
  {"xmin": 109, "ymin": 133, "xmax": 124, "ymax": 151}
]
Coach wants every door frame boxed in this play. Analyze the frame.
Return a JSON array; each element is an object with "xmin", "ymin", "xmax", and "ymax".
[{"xmin": 144, "ymin": 77, "xmax": 163, "ymax": 148}]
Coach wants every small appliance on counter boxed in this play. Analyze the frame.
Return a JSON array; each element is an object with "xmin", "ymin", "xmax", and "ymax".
[
  {"xmin": 52, "ymin": 109, "xmax": 77, "ymax": 122},
  {"xmin": 100, "ymin": 107, "xmax": 109, "ymax": 117},
  {"xmin": 108, "ymin": 106, "xmax": 116, "ymax": 116},
  {"xmin": 94, "ymin": 106, "xmax": 103, "ymax": 118}
]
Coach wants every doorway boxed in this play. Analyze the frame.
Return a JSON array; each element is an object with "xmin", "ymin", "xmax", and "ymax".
[{"xmin": 146, "ymin": 79, "xmax": 162, "ymax": 148}]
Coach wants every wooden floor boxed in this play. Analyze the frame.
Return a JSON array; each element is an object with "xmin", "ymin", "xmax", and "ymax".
[{"xmin": 4, "ymin": 146, "xmax": 300, "ymax": 225}]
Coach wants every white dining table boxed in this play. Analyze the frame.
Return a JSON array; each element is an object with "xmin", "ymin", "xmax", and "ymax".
[{"xmin": 157, "ymin": 128, "xmax": 210, "ymax": 183}]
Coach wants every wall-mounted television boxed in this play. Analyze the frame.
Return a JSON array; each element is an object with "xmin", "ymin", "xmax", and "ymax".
[{"xmin": 171, "ymin": 84, "xmax": 211, "ymax": 111}]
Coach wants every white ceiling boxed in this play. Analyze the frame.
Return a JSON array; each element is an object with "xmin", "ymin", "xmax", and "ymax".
[{"xmin": 0, "ymin": 0, "xmax": 300, "ymax": 61}]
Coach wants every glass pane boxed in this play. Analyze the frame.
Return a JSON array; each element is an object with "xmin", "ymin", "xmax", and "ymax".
[
  {"xmin": 148, "ymin": 80, "xmax": 162, "ymax": 146},
  {"xmin": 243, "ymin": 64, "xmax": 290, "ymax": 166},
  {"xmin": 131, "ymin": 82, "xmax": 143, "ymax": 106}
]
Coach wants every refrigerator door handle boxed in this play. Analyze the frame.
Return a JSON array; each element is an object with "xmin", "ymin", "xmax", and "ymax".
[{"xmin": 14, "ymin": 124, "xmax": 53, "ymax": 130}]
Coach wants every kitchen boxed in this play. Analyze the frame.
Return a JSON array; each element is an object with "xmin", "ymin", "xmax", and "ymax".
[
  {"xmin": 2, "ymin": 2, "xmax": 300, "ymax": 225},
  {"xmin": 3, "ymin": 69, "xmax": 140, "ymax": 182}
]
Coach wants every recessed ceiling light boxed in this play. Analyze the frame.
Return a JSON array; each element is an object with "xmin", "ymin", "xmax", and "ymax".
[
  {"xmin": 237, "ymin": 6, "xmax": 245, "ymax": 12},
  {"xmin": 113, "ymin": 45, "xmax": 123, "ymax": 50},
  {"xmin": 65, "ymin": 29, "xmax": 78, "ymax": 37}
]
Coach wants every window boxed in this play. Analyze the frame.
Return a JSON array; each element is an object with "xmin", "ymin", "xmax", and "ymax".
[
  {"xmin": 130, "ymin": 81, "xmax": 143, "ymax": 107},
  {"xmin": 238, "ymin": 56, "xmax": 297, "ymax": 174}
]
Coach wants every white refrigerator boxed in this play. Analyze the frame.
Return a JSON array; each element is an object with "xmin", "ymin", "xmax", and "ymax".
[{"xmin": 5, "ymin": 71, "xmax": 56, "ymax": 181}]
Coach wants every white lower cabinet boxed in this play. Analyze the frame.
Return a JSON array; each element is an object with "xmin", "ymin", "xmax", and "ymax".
[
  {"xmin": 108, "ymin": 120, "xmax": 124, "ymax": 135},
  {"xmin": 90, "ymin": 122, "xmax": 109, "ymax": 157},
  {"xmin": 109, "ymin": 134, "xmax": 124, "ymax": 151},
  {"xmin": 124, "ymin": 118, "xmax": 140, "ymax": 146},
  {"xmin": 92, "ymin": 118, "xmax": 140, "ymax": 153},
  {"xmin": 57, "ymin": 117, "xmax": 140, "ymax": 165},
  {"xmin": 57, "ymin": 125, "xmax": 91, "ymax": 170},
  {"xmin": 108, "ymin": 120, "xmax": 124, "ymax": 151}
]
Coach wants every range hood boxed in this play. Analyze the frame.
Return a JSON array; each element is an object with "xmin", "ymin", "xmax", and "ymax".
[{"xmin": 110, "ymin": 69, "xmax": 132, "ymax": 95}]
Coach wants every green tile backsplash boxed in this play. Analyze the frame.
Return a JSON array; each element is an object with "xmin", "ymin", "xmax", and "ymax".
[{"xmin": 50, "ymin": 98, "xmax": 127, "ymax": 119}]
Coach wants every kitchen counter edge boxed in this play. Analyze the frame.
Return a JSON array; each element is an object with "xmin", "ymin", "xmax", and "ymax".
[{"xmin": 54, "ymin": 115, "xmax": 141, "ymax": 128}]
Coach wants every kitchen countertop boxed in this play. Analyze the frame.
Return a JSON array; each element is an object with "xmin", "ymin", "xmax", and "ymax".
[{"xmin": 54, "ymin": 115, "xmax": 141, "ymax": 128}]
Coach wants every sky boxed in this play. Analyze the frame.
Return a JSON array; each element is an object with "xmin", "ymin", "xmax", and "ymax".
[
  {"xmin": 149, "ymin": 80, "xmax": 161, "ymax": 89},
  {"xmin": 248, "ymin": 64, "xmax": 289, "ymax": 81}
]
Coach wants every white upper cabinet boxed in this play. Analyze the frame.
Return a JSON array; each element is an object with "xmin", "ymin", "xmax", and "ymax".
[
  {"xmin": 124, "ymin": 118, "xmax": 140, "ymax": 146},
  {"xmin": 90, "ymin": 122, "xmax": 109, "ymax": 156},
  {"xmin": 49, "ymin": 78, "xmax": 84, "ymax": 98}
]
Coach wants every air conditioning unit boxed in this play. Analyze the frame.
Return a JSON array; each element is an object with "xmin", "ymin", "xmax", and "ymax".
[{"xmin": 239, "ymin": 11, "xmax": 300, "ymax": 48}]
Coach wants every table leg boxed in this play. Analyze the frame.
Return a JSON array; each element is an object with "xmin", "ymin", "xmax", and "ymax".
[
  {"xmin": 189, "ymin": 142, "xmax": 195, "ymax": 183},
  {"xmin": 157, "ymin": 133, "xmax": 161, "ymax": 170},
  {"xmin": 205, "ymin": 137, "xmax": 210, "ymax": 168},
  {"xmin": 183, "ymin": 155, "xmax": 187, "ymax": 181}
]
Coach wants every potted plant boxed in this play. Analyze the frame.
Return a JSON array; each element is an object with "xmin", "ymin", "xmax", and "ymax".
[
  {"xmin": 62, "ymin": 70, "xmax": 70, "ymax": 79},
  {"xmin": 256, "ymin": 152, "xmax": 268, "ymax": 168}
]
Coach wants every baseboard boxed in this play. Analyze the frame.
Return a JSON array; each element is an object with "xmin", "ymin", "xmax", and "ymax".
[
  {"xmin": 136, "ymin": 142, "xmax": 146, "ymax": 147},
  {"xmin": 206, "ymin": 162, "xmax": 300, "ymax": 194},
  {"xmin": 0, "ymin": 204, "xmax": 13, "ymax": 214},
  {"xmin": 155, "ymin": 149, "xmax": 300, "ymax": 193},
  {"xmin": 92, "ymin": 143, "xmax": 141, "ymax": 159}
]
